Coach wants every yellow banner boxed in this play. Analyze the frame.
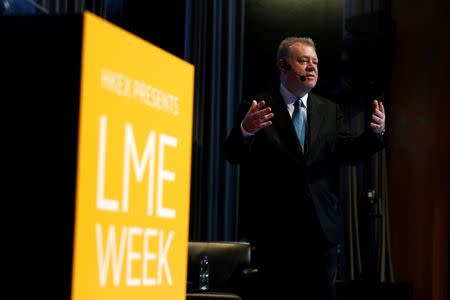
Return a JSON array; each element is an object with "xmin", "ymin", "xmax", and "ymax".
[{"xmin": 72, "ymin": 12, "xmax": 194, "ymax": 300}]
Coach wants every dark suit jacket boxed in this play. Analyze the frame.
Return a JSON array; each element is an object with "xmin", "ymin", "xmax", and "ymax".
[{"xmin": 224, "ymin": 90, "xmax": 384, "ymax": 257}]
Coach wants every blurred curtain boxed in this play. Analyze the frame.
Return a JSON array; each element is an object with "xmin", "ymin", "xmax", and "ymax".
[
  {"xmin": 184, "ymin": 0, "xmax": 244, "ymax": 241},
  {"xmin": 340, "ymin": 0, "xmax": 394, "ymax": 283},
  {"xmin": 0, "ymin": 0, "xmax": 111, "ymax": 16}
]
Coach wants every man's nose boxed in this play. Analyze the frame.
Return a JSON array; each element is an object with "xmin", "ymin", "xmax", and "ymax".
[{"xmin": 306, "ymin": 63, "xmax": 316, "ymax": 71}]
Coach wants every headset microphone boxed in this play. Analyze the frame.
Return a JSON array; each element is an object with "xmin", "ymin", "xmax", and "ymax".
[{"xmin": 283, "ymin": 60, "xmax": 307, "ymax": 82}]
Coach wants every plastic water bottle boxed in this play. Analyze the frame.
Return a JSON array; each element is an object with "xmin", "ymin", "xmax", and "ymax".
[{"xmin": 199, "ymin": 255, "xmax": 210, "ymax": 290}]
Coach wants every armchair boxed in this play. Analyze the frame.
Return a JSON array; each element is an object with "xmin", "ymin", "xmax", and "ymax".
[{"xmin": 186, "ymin": 241, "xmax": 258, "ymax": 300}]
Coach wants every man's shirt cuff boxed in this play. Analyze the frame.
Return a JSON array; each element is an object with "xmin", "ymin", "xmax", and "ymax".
[{"xmin": 240, "ymin": 122, "xmax": 254, "ymax": 139}]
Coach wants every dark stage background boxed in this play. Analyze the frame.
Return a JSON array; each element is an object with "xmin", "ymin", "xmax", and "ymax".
[{"xmin": 2, "ymin": 1, "xmax": 447, "ymax": 300}]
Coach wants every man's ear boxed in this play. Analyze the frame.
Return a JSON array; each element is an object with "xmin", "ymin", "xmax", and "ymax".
[{"xmin": 277, "ymin": 59, "xmax": 289, "ymax": 73}]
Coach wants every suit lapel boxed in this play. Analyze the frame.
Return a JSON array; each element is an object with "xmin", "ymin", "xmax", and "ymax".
[
  {"xmin": 265, "ymin": 92, "xmax": 325, "ymax": 158},
  {"xmin": 268, "ymin": 93, "xmax": 304, "ymax": 156},
  {"xmin": 308, "ymin": 93, "xmax": 325, "ymax": 154}
]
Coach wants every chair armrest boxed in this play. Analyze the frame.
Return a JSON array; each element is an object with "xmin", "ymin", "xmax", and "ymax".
[
  {"xmin": 234, "ymin": 267, "xmax": 259, "ymax": 287},
  {"xmin": 241, "ymin": 268, "xmax": 258, "ymax": 276},
  {"xmin": 232, "ymin": 267, "xmax": 259, "ymax": 298}
]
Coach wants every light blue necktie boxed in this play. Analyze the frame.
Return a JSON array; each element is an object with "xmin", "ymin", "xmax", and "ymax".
[{"xmin": 293, "ymin": 99, "xmax": 306, "ymax": 151}]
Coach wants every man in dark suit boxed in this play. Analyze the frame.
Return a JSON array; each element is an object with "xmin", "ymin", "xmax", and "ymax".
[{"xmin": 224, "ymin": 37, "xmax": 385, "ymax": 300}]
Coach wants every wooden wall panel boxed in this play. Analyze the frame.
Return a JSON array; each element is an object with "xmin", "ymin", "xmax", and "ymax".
[{"xmin": 388, "ymin": 1, "xmax": 449, "ymax": 300}]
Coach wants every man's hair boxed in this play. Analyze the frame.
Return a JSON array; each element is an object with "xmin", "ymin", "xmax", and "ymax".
[{"xmin": 276, "ymin": 36, "xmax": 316, "ymax": 61}]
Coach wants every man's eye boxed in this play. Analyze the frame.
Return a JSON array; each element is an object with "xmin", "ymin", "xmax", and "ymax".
[{"xmin": 298, "ymin": 60, "xmax": 318, "ymax": 65}]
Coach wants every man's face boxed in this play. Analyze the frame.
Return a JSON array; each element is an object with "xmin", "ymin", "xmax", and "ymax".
[{"xmin": 281, "ymin": 42, "xmax": 318, "ymax": 95}]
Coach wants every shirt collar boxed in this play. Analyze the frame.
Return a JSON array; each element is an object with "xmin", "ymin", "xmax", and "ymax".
[{"xmin": 280, "ymin": 83, "xmax": 308, "ymax": 108}]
